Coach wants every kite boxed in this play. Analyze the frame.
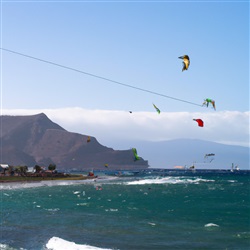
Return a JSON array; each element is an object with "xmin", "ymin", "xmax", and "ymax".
[
  {"xmin": 204, "ymin": 153, "xmax": 215, "ymax": 162},
  {"xmin": 193, "ymin": 119, "xmax": 204, "ymax": 127},
  {"xmin": 104, "ymin": 164, "xmax": 109, "ymax": 168},
  {"xmin": 178, "ymin": 55, "xmax": 190, "ymax": 71},
  {"xmin": 202, "ymin": 98, "xmax": 216, "ymax": 110},
  {"xmin": 204, "ymin": 153, "xmax": 215, "ymax": 158},
  {"xmin": 153, "ymin": 103, "xmax": 160, "ymax": 114},
  {"xmin": 129, "ymin": 111, "xmax": 132, "ymax": 113},
  {"xmin": 132, "ymin": 148, "xmax": 140, "ymax": 161},
  {"xmin": 87, "ymin": 136, "xmax": 91, "ymax": 143}
]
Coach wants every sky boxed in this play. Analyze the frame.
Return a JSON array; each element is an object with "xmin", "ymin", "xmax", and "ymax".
[{"xmin": 0, "ymin": 1, "xmax": 249, "ymax": 151}]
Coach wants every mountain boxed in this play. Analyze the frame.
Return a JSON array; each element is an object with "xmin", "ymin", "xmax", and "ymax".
[
  {"xmin": 0, "ymin": 113, "xmax": 149, "ymax": 170},
  {"xmin": 108, "ymin": 139, "xmax": 249, "ymax": 170},
  {"xmin": 1, "ymin": 113, "xmax": 248, "ymax": 170}
]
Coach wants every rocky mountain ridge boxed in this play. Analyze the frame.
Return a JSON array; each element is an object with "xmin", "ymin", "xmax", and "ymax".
[{"xmin": 0, "ymin": 113, "xmax": 148, "ymax": 170}]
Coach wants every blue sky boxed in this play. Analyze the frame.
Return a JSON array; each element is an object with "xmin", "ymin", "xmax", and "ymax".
[{"xmin": 0, "ymin": 1, "xmax": 249, "ymax": 150}]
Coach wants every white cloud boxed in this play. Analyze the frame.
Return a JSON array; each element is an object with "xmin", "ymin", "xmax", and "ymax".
[{"xmin": 2, "ymin": 108, "xmax": 249, "ymax": 148}]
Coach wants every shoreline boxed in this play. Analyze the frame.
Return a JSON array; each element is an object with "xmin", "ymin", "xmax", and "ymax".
[{"xmin": 0, "ymin": 174, "xmax": 97, "ymax": 183}]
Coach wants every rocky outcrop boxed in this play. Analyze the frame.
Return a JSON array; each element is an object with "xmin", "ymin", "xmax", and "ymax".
[{"xmin": 0, "ymin": 113, "xmax": 148, "ymax": 170}]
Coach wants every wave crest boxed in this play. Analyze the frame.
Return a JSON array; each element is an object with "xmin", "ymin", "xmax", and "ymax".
[
  {"xmin": 126, "ymin": 177, "xmax": 215, "ymax": 185},
  {"xmin": 46, "ymin": 237, "xmax": 114, "ymax": 250}
]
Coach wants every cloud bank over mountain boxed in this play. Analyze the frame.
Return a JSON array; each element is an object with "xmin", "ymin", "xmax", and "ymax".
[{"xmin": 2, "ymin": 108, "xmax": 249, "ymax": 149}]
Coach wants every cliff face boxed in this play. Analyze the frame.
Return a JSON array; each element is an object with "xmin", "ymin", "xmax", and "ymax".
[{"xmin": 0, "ymin": 113, "xmax": 148, "ymax": 170}]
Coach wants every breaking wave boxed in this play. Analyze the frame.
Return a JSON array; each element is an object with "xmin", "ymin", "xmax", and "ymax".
[
  {"xmin": 204, "ymin": 223, "xmax": 220, "ymax": 227},
  {"xmin": 0, "ymin": 179, "xmax": 99, "ymax": 190},
  {"xmin": 0, "ymin": 237, "xmax": 115, "ymax": 250},
  {"xmin": 0, "ymin": 176, "xmax": 215, "ymax": 191},
  {"xmin": 126, "ymin": 176, "xmax": 215, "ymax": 185},
  {"xmin": 45, "ymin": 237, "xmax": 114, "ymax": 250}
]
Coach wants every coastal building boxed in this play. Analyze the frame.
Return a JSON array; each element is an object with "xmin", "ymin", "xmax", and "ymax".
[{"xmin": 0, "ymin": 164, "xmax": 9, "ymax": 175}]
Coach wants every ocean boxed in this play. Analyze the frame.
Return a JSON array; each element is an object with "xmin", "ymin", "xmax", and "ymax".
[{"xmin": 0, "ymin": 169, "xmax": 249, "ymax": 250}]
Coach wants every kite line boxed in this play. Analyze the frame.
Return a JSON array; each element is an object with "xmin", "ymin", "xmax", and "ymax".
[{"xmin": 0, "ymin": 48, "xmax": 202, "ymax": 107}]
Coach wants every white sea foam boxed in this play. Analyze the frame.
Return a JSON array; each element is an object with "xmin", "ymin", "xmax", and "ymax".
[
  {"xmin": 148, "ymin": 222, "xmax": 156, "ymax": 226},
  {"xmin": 46, "ymin": 237, "xmax": 113, "ymax": 250},
  {"xmin": 77, "ymin": 203, "xmax": 89, "ymax": 206},
  {"xmin": 0, "ymin": 243, "xmax": 25, "ymax": 250},
  {"xmin": 126, "ymin": 177, "xmax": 215, "ymax": 185},
  {"xmin": 45, "ymin": 208, "xmax": 60, "ymax": 212},
  {"xmin": 235, "ymin": 232, "xmax": 250, "ymax": 239},
  {"xmin": 0, "ymin": 176, "xmax": 120, "ymax": 190},
  {"xmin": 0, "ymin": 176, "xmax": 214, "ymax": 190},
  {"xmin": 105, "ymin": 208, "xmax": 118, "ymax": 212},
  {"xmin": 204, "ymin": 223, "xmax": 220, "ymax": 227},
  {"xmin": 0, "ymin": 244, "xmax": 13, "ymax": 250},
  {"xmin": 0, "ymin": 179, "xmax": 97, "ymax": 190}
]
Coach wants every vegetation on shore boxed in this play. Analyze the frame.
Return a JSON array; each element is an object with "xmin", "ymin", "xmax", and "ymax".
[
  {"xmin": 0, "ymin": 174, "xmax": 95, "ymax": 183},
  {"xmin": 0, "ymin": 163, "xmax": 96, "ymax": 183}
]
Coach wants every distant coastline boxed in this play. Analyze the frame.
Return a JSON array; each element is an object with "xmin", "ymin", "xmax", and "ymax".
[{"xmin": 1, "ymin": 168, "xmax": 249, "ymax": 183}]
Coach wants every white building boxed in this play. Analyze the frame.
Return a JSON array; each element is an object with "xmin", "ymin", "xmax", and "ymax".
[{"xmin": 0, "ymin": 164, "xmax": 9, "ymax": 173}]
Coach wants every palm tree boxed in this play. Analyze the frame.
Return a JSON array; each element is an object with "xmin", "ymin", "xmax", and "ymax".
[
  {"xmin": 48, "ymin": 164, "xmax": 56, "ymax": 172},
  {"xmin": 15, "ymin": 166, "xmax": 28, "ymax": 176},
  {"xmin": 34, "ymin": 165, "xmax": 42, "ymax": 173}
]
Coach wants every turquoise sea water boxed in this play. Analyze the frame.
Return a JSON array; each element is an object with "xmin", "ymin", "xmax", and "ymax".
[{"xmin": 0, "ymin": 170, "xmax": 250, "ymax": 250}]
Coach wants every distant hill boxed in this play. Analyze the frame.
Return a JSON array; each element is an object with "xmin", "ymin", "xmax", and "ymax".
[
  {"xmin": 0, "ymin": 113, "xmax": 149, "ymax": 170},
  {"xmin": 109, "ymin": 139, "xmax": 249, "ymax": 170}
]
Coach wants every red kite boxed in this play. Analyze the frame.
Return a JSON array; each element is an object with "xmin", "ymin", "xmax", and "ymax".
[{"xmin": 193, "ymin": 119, "xmax": 204, "ymax": 127}]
